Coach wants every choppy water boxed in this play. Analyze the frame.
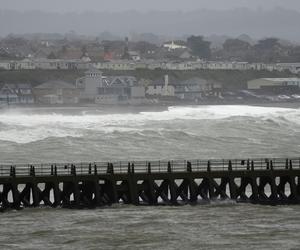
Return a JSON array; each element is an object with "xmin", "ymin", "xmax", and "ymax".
[{"xmin": 0, "ymin": 105, "xmax": 300, "ymax": 249}]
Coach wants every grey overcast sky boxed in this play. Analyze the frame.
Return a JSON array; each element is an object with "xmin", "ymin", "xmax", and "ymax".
[{"xmin": 1, "ymin": 0, "xmax": 300, "ymax": 12}]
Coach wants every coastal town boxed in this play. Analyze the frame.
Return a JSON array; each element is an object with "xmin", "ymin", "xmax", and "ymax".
[
  {"xmin": 1, "ymin": 2, "xmax": 300, "ymax": 249},
  {"xmin": 1, "ymin": 34, "xmax": 300, "ymax": 106},
  {"xmin": 1, "ymin": 35, "xmax": 300, "ymax": 73}
]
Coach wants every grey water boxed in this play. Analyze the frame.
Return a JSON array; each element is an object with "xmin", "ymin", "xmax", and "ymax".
[{"xmin": 0, "ymin": 104, "xmax": 300, "ymax": 249}]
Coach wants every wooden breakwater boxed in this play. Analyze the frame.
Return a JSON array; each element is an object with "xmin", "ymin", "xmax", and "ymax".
[{"xmin": 0, "ymin": 158, "xmax": 300, "ymax": 210}]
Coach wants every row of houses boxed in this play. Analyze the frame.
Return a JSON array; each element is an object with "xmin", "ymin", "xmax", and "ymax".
[
  {"xmin": 3, "ymin": 77, "xmax": 300, "ymax": 106},
  {"xmin": 3, "ymin": 74, "xmax": 299, "ymax": 105},
  {"xmin": 247, "ymin": 78, "xmax": 300, "ymax": 91},
  {"xmin": 0, "ymin": 59, "xmax": 300, "ymax": 74},
  {"xmin": 0, "ymin": 69, "xmax": 222, "ymax": 105}
]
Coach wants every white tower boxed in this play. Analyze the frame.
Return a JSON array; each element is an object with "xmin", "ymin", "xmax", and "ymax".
[{"xmin": 83, "ymin": 68, "xmax": 103, "ymax": 98}]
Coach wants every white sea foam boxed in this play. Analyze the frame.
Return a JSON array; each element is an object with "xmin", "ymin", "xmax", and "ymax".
[
  {"xmin": 0, "ymin": 105, "xmax": 297, "ymax": 125},
  {"xmin": 0, "ymin": 105, "xmax": 298, "ymax": 143},
  {"xmin": 0, "ymin": 127, "xmax": 82, "ymax": 144}
]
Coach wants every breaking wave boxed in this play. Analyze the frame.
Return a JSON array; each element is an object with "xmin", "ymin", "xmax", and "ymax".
[{"xmin": 0, "ymin": 105, "xmax": 299, "ymax": 144}]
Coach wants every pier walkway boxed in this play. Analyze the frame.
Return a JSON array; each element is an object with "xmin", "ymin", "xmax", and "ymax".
[{"xmin": 0, "ymin": 158, "xmax": 300, "ymax": 210}]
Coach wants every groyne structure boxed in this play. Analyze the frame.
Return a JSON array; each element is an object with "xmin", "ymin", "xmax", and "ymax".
[{"xmin": 0, "ymin": 158, "xmax": 300, "ymax": 210}]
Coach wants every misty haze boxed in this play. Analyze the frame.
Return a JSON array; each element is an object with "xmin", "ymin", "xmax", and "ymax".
[{"xmin": 0, "ymin": 1, "xmax": 300, "ymax": 250}]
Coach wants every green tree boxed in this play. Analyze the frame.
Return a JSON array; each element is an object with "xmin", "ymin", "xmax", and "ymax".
[
  {"xmin": 47, "ymin": 51, "xmax": 57, "ymax": 59},
  {"xmin": 187, "ymin": 36, "xmax": 211, "ymax": 59},
  {"xmin": 255, "ymin": 38, "xmax": 279, "ymax": 50},
  {"xmin": 132, "ymin": 41, "xmax": 157, "ymax": 54},
  {"xmin": 223, "ymin": 39, "xmax": 251, "ymax": 51}
]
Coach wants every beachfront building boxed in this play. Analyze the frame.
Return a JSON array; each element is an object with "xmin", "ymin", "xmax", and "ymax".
[
  {"xmin": 33, "ymin": 80, "xmax": 79, "ymax": 104},
  {"xmin": 76, "ymin": 68, "xmax": 103, "ymax": 102},
  {"xmin": 247, "ymin": 78, "xmax": 300, "ymax": 90},
  {"xmin": 0, "ymin": 83, "xmax": 34, "ymax": 104},
  {"xmin": 146, "ymin": 75, "xmax": 175, "ymax": 97},
  {"xmin": 0, "ymin": 61, "xmax": 11, "ymax": 70},
  {"xmin": 76, "ymin": 68, "xmax": 145, "ymax": 104},
  {"xmin": 174, "ymin": 78, "xmax": 222, "ymax": 100},
  {"xmin": 96, "ymin": 76, "xmax": 145, "ymax": 104}
]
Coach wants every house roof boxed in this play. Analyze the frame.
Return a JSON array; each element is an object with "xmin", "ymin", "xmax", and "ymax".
[
  {"xmin": 58, "ymin": 48, "xmax": 83, "ymax": 60},
  {"xmin": 0, "ymin": 47, "xmax": 10, "ymax": 56},
  {"xmin": 35, "ymin": 80, "xmax": 75, "ymax": 89},
  {"xmin": 33, "ymin": 47, "xmax": 55, "ymax": 59},
  {"xmin": 261, "ymin": 78, "xmax": 300, "ymax": 82},
  {"xmin": 3, "ymin": 83, "xmax": 32, "ymax": 89},
  {"xmin": 0, "ymin": 83, "xmax": 32, "ymax": 96},
  {"xmin": 102, "ymin": 76, "xmax": 137, "ymax": 87},
  {"xmin": 86, "ymin": 47, "xmax": 104, "ymax": 61}
]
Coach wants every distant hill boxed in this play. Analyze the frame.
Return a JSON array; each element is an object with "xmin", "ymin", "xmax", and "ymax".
[{"xmin": 1, "ymin": 8, "xmax": 300, "ymax": 42}]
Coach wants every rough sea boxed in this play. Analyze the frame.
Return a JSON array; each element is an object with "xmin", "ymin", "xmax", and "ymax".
[{"xmin": 0, "ymin": 105, "xmax": 299, "ymax": 249}]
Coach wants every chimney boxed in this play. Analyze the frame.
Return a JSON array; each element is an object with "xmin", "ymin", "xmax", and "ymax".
[{"xmin": 164, "ymin": 74, "xmax": 169, "ymax": 88}]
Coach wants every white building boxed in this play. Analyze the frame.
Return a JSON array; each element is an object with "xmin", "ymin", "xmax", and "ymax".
[
  {"xmin": 276, "ymin": 63, "xmax": 300, "ymax": 74},
  {"xmin": 76, "ymin": 68, "xmax": 103, "ymax": 100},
  {"xmin": 0, "ymin": 61, "xmax": 11, "ymax": 70},
  {"xmin": 33, "ymin": 80, "xmax": 79, "ymax": 104},
  {"xmin": 0, "ymin": 58, "xmax": 300, "ymax": 73},
  {"xmin": 93, "ymin": 60, "xmax": 136, "ymax": 71},
  {"xmin": 13, "ymin": 59, "xmax": 36, "ymax": 70},
  {"xmin": 34, "ymin": 59, "xmax": 69, "ymax": 70},
  {"xmin": 146, "ymin": 75, "xmax": 175, "ymax": 96},
  {"xmin": 163, "ymin": 41, "xmax": 187, "ymax": 51}
]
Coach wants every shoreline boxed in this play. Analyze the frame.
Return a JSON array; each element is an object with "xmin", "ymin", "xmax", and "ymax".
[{"xmin": 1, "ymin": 99, "xmax": 300, "ymax": 111}]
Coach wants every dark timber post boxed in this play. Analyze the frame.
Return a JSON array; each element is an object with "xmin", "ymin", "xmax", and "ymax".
[
  {"xmin": 228, "ymin": 160, "xmax": 232, "ymax": 171},
  {"xmin": 53, "ymin": 181, "xmax": 61, "ymax": 207},
  {"xmin": 71, "ymin": 165, "xmax": 80, "ymax": 207},
  {"xmin": 289, "ymin": 160, "xmax": 293, "ymax": 170},
  {"xmin": 228, "ymin": 161, "xmax": 237, "ymax": 199},
  {"xmin": 93, "ymin": 177, "xmax": 101, "ymax": 206},
  {"xmin": 247, "ymin": 160, "xmax": 250, "ymax": 171},
  {"xmin": 168, "ymin": 162, "xmax": 172, "ymax": 173},
  {"xmin": 289, "ymin": 176, "xmax": 298, "ymax": 201},
  {"xmin": 147, "ymin": 178, "xmax": 157, "ymax": 205},
  {"xmin": 251, "ymin": 161, "xmax": 255, "ymax": 171},
  {"xmin": 127, "ymin": 163, "xmax": 138, "ymax": 205},
  {"xmin": 169, "ymin": 178, "xmax": 177, "ymax": 205},
  {"xmin": 187, "ymin": 161, "xmax": 192, "ymax": 172},
  {"xmin": 189, "ymin": 177, "xmax": 197, "ymax": 203},
  {"xmin": 11, "ymin": 179, "xmax": 20, "ymax": 209},
  {"xmin": 250, "ymin": 177, "xmax": 259, "ymax": 202},
  {"xmin": 106, "ymin": 164, "xmax": 118, "ymax": 204},
  {"xmin": 94, "ymin": 164, "xmax": 97, "ymax": 175}
]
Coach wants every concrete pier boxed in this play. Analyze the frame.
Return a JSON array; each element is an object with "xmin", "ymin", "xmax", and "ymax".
[{"xmin": 0, "ymin": 158, "xmax": 300, "ymax": 210}]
